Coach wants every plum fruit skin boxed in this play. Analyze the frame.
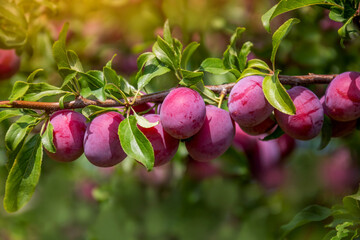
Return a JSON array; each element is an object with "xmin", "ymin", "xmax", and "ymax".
[
  {"xmin": 275, "ymin": 86, "xmax": 323, "ymax": 140},
  {"xmin": 160, "ymin": 87, "xmax": 206, "ymax": 139},
  {"xmin": 228, "ymin": 75, "xmax": 274, "ymax": 127},
  {"xmin": 0, "ymin": 49, "xmax": 20, "ymax": 80},
  {"xmin": 46, "ymin": 110, "xmax": 87, "ymax": 162},
  {"xmin": 84, "ymin": 111, "xmax": 127, "ymax": 167},
  {"xmin": 138, "ymin": 114, "xmax": 179, "ymax": 167},
  {"xmin": 185, "ymin": 105, "xmax": 235, "ymax": 162},
  {"xmin": 324, "ymin": 71, "xmax": 360, "ymax": 121},
  {"xmin": 240, "ymin": 116, "xmax": 276, "ymax": 136}
]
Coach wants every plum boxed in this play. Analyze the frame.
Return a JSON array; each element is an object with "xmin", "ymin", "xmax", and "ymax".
[
  {"xmin": 275, "ymin": 86, "xmax": 323, "ymax": 140},
  {"xmin": 228, "ymin": 75, "xmax": 274, "ymax": 127},
  {"xmin": 320, "ymin": 96, "xmax": 357, "ymax": 138},
  {"xmin": 46, "ymin": 110, "xmax": 87, "ymax": 162},
  {"xmin": 324, "ymin": 71, "xmax": 360, "ymax": 121},
  {"xmin": 240, "ymin": 116, "xmax": 276, "ymax": 136},
  {"xmin": 160, "ymin": 87, "xmax": 206, "ymax": 139},
  {"xmin": 136, "ymin": 163, "xmax": 172, "ymax": 187},
  {"xmin": 0, "ymin": 49, "xmax": 20, "ymax": 80},
  {"xmin": 137, "ymin": 114, "xmax": 179, "ymax": 167},
  {"xmin": 185, "ymin": 105, "xmax": 235, "ymax": 162},
  {"xmin": 318, "ymin": 148, "xmax": 360, "ymax": 195},
  {"xmin": 276, "ymin": 134, "xmax": 296, "ymax": 159},
  {"xmin": 185, "ymin": 156, "xmax": 221, "ymax": 180},
  {"xmin": 84, "ymin": 111, "xmax": 127, "ymax": 167},
  {"xmin": 232, "ymin": 123, "xmax": 258, "ymax": 157}
]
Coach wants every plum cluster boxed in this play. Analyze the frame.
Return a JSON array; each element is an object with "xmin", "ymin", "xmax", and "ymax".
[
  {"xmin": 0, "ymin": 49, "xmax": 20, "ymax": 80},
  {"xmin": 45, "ymin": 72, "xmax": 360, "ymax": 169}
]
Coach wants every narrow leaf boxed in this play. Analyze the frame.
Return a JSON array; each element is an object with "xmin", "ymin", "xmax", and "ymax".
[
  {"xmin": 200, "ymin": 58, "xmax": 229, "ymax": 74},
  {"xmin": 262, "ymin": 0, "xmax": 340, "ymax": 32},
  {"xmin": 82, "ymin": 105, "xmax": 121, "ymax": 121},
  {"xmin": 5, "ymin": 115, "xmax": 39, "ymax": 152},
  {"xmin": 52, "ymin": 23, "xmax": 70, "ymax": 70},
  {"xmin": 26, "ymin": 69, "xmax": 43, "ymax": 83},
  {"xmin": 41, "ymin": 120, "xmax": 56, "ymax": 153},
  {"xmin": 262, "ymin": 125, "xmax": 284, "ymax": 141},
  {"xmin": 119, "ymin": 116, "xmax": 155, "ymax": 171},
  {"xmin": 247, "ymin": 59, "xmax": 271, "ymax": 71},
  {"xmin": 8, "ymin": 81, "xmax": 29, "ymax": 102},
  {"xmin": 163, "ymin": 20, "xmax": 173, "ymax": 45},
  {"xmin": 134, "ymin": 114, "xmax": 159, "ymax": 128},
  {"xmin": 153, "ymin": 37, "xmax": 177, "ymax": 70},
  {"xmin": 238, "ymin": 41, "xmax": 253, "ymax": 72},
  {"xmin": 4, "ymin": 134, "xmax": 43, "ymax": 212},
  {"xmin": 67, "ymin": 50, "xmax": 83, "ymax": 72},
  {"xmin": 0, "ymin": 109, "xmax": 23, "ymax": 123},
  {"xmin": 179, "ymin": 70, "xmax": 203, "ymax": 86},
  {"xmin": 137, "ymin": 58, "xmax": 171, "ymax": 90},
  {"xmin": 280, "ymin": 205, "xmax": 332, "ymax": 238},
  {"xmin": 319, "ymin": 115, "xmax": 332, "ymax": 150},
  {"xmin": 271, "ymin": 18, "xmax": 300, "ymax": 70},
  {"xmin": 263, "ymin": 71, "xmax": 296, "ymax": 115},
  {"xmin": 181, "ymin": 42, "xmax": 200, "ymax": 70}
]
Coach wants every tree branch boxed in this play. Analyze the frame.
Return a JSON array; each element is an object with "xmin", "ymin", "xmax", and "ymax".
[{"xmin": 0, "ymin": 74, "xmax": 336, "ymax": 111}]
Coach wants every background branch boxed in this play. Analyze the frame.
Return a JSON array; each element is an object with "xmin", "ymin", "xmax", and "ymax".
[{"xmin": 0, "ymin": 74, "xmax": 337, "ymax": 111}]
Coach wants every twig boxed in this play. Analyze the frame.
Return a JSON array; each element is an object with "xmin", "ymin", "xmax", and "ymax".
[{"xmin": 0, "ymin": 74, "xmax": 337, "ymax": 111}]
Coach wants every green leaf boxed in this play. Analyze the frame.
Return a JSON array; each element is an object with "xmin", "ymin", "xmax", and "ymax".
[
  {"xmin": 262, "ymin": 125, "xmax": 284, "ymax": 141},
  {"xmin": 134, "ymin": 114, "xmax": 159, "ymax": 128},
  {"xmin": 23, "ymin": 83, "xmax": 66, "ymax": 101},
  {"xmin": 0, "ymin": 0, "xmax": 28, "ymax": 48},
  {"xmin": 4, "ymin": 134, "xmax": 43, "ymax": 212},
  {"xmin": 119, "ymin": 116, "xmax": 155, "ymax": 171},
  {"xmin": 247, "ymin": 59, "xmax": 271, "ymax": 71},
  {"xmin": 26, "ymin": 69, "xmax": 43, "ymax": 83},
  {"xmin": 153, "ymin": 36, "xmax": 177, "ymax": 70},
  {"xmin": 331, "ymin": 222, "xmax": 354, "ymax": 240},
  {"xmin": 238, "ymin": 41, "xmax": 253, "ymax": 72},
  {"xmin": 41, "ymin": 120, "xmax": 56, "ymax": 153},
  {"xmin": 5, "ymin": 115, "xmax": 39, "ymax": 152},
  {"xmin": 52, "ymin": 23, "xmax": 70, "ymax": 71},
  {"xmin": 319, "ymin": 115, "xmax": 332, "ymax": 150},
  {"xmin": 262, "ymin": 4, "xmax": 278, "ymax": 33},
  {"xmin": 179, "ymin": 70, "xmax": 203, "ymax": 86},
  {"xmin": 200, "ymin": 58, "xmax": 229, "ymax": 75},
  {"xmin": 137, "ymin": 57, "xmax": 171, "ymax": 90},
  {"xmin": 8, "ymin": 81, "xmax": 29, "ymax": 102},
  {"xmin": 67, "ymin": 50, "xmax": 83, "ymax": 72},
  {"xmin": 343, "ymin": 187, "xmax": 360, "ymax": 217},
  {"xmin": 82, "ymin": 105, "xmax": 121, "ymax": 121},
  {"xmin": 103, "ymin": 67, "xmax": 133, "ymax": 95},
  {"xmin": 261, "ymin": 0, "xmax": 340, "ymax": 32},
  {"xmin": 163, "ymin": 20, "xmax": 173, "ymax": 45},
  {"xmin": 59, "ymin": 92, "xmax": 75, "ymax": 109},
  {"xmin": 192, "ymin": 81, "xmax": 218, "ymax": 105},
  {"xmin": 0, "ymin": 109, "xmax": 23, "ymax": 123},
  {"xmin": 280, "ymin": 205, "xmax": 332, "ymax": 238},
  {"xmin": 240, "ymin": 68, "xmax": 268, "ymax": 79},
  {"xmin": 181, "ymin": 42, "xmax": 200, "ymax": 70},
  {"xmin": 78, "ymin": 71, "xmax": 106, "ymax": 101},
  {"xmin": 271, "ymin": 18, "xmax": 300, "ymax": 70},
  {"xmin": 263, "ymin": 71, "xmax": 296, "ymax": 115},
  {"xmin": 60, "ymin": 71, "xmax": 77, "ymax": 89},
  {"xmin": 223, "ymin": 27, "xmax": 246, "ymax": 70},
  {"xmin": 338, "ymin": 16, "xmax": 354, "ymax": 46}
]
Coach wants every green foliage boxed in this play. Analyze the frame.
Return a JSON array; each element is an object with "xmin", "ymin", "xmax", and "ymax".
[
  {"xmin": 263, "ymin": 71, "xmax": 296, "ymax": 115},
  {"xmin": 280, "ymin": 205, "xmax": 332, "ymax": 238},
  {"xmin": 4, "ymin": 134, "xmax": 43, "ymax": 212},
  {"xmin": 119, "ymin": 116, "xmax": 155, "ymax": 171}
]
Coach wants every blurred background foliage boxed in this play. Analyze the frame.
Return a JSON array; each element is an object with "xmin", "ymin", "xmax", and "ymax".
[{"xmin": 1, "ymin": 0, "xmax": 360, "ymax": 239}]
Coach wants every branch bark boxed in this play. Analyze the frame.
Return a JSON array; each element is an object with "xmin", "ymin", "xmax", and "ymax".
[{"xmin": 0, "ymin": 74, "xmax": 336, "ymax": 111}]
